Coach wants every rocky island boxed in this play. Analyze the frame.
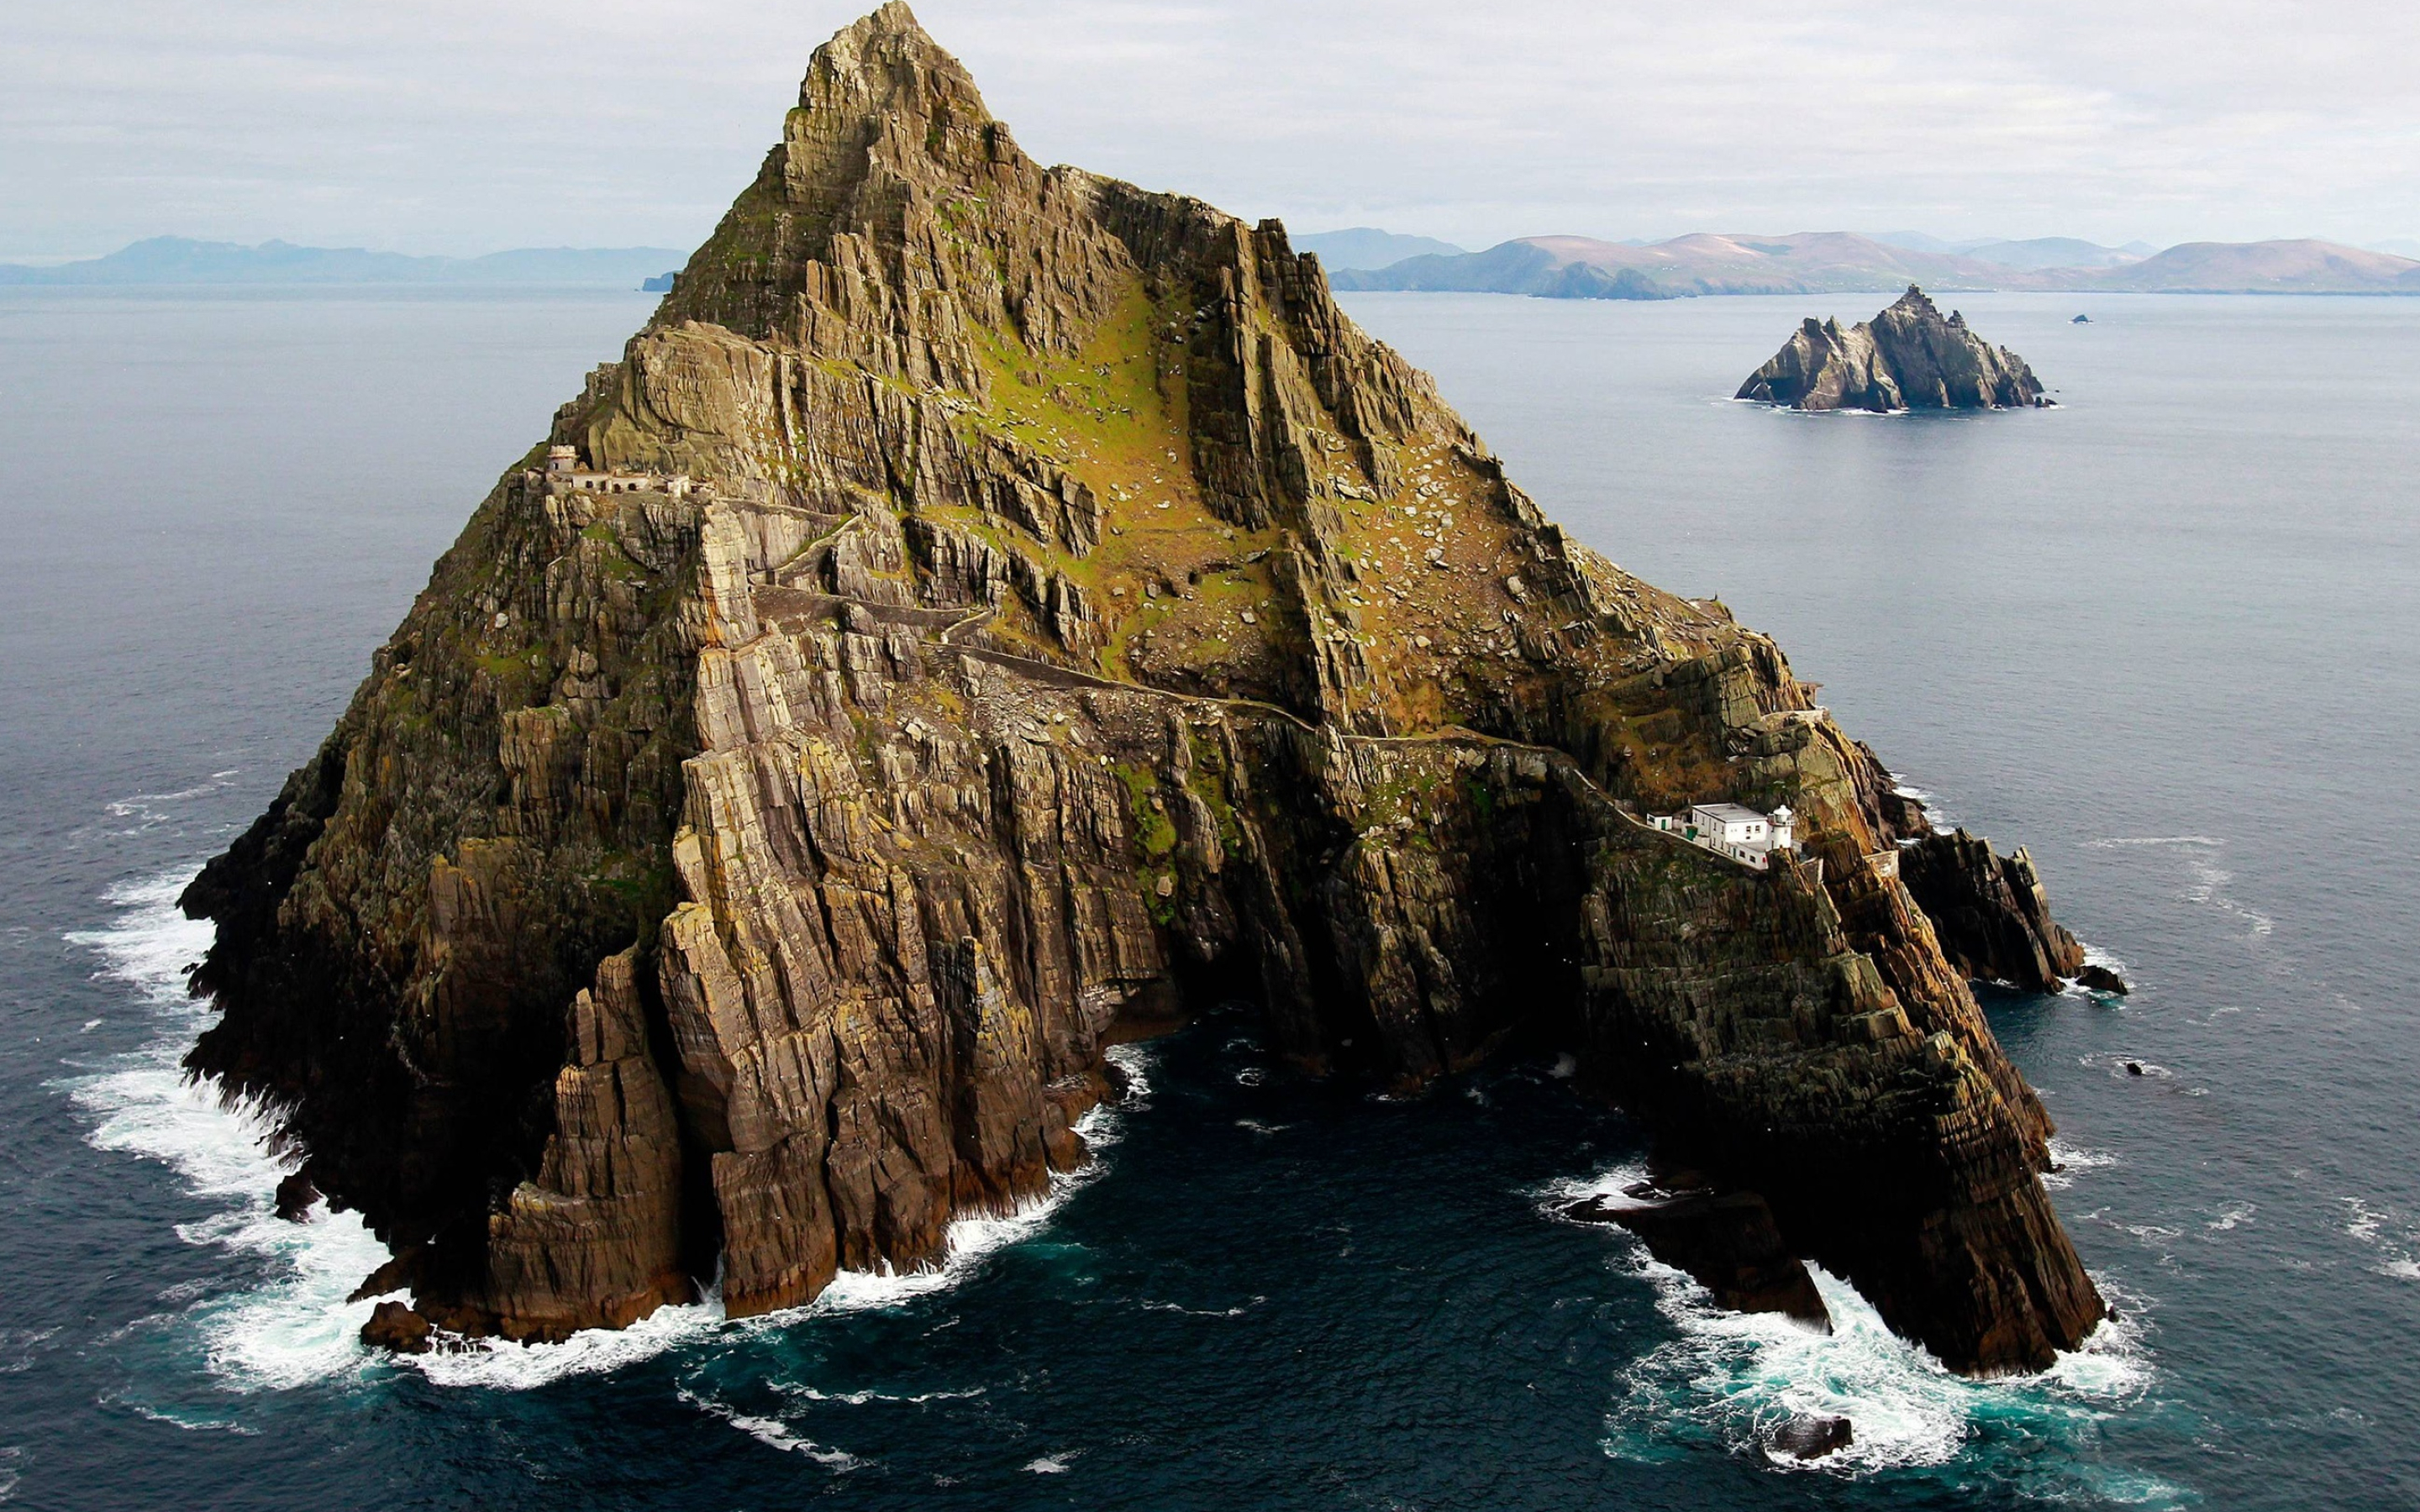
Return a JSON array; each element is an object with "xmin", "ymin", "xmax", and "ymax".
[
  {"xmin": 181, "ymin": 3, "xmax": 2105, "ymax": 1376},
  {"xmin": 1738, "ymin": 286, "xmax": 2050, "ymax": 411}
]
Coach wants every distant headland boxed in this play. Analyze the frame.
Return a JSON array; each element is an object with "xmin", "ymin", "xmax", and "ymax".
[
  {"xmin": 0, "ymin": 237, "xmax": 684, "ymax": 287},
  {"xmin": 1327, "ymin": 230, "xmax": 2420, "ymax": 298}
]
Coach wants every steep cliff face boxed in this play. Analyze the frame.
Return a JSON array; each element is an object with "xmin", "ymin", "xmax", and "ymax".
[
  {"xmin": 1900, "ymin": 828, "xmax": 2088, "ymax": 995},
  {"xmin": 1738, "ymin": 286, "xmax": 2049, "ymax": 411},
  {"xmin": 183, "ymin": 4, "xmax": 2103, "ymax": 1374}
]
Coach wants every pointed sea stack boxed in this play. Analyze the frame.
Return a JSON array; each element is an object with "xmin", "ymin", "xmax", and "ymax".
[
  {"xmin": 180, "ymin": 3, "xmax": 2104, "ymax": 1374},
  {"xmin": 1739, "ymin": 286, "xmax": 2050, "ymax": 411}
]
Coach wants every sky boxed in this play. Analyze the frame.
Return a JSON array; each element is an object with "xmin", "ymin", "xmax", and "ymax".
[{"xmin": 6, "ymin": 0, "xmax": 2418, "ymax": 260}]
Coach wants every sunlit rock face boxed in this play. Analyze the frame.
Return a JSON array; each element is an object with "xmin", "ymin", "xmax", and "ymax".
[
  {"xmin": 182, "ymin": 3, "xmax": 2101, "ymax": 1374},
  {"xmin": 1739, "ymin": 286, "xmax": 2051, "ymax": 412}
]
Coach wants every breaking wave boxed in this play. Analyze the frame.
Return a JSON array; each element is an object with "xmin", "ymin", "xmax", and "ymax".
[
  {"xmin": 60, "ymin": 870, "xmax": 396, "ymax": 1394},
  {"xmin": 2341, "ymin": 1198, "xmax": 2420, "ymax": 1281},
  {"xmin": 1536, "ymin": 1162, "xmax": 2177, "ymax": 1501},
  {"xmin": 676, "ymin": 1387, "xmax": 865, "ymax": 1469},
  {"xmin": 2045, "ymin": 1137, "xmax": 2121, "ymax": 1191}
]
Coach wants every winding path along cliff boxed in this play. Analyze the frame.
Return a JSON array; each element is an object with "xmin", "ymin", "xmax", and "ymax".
[{"xmin": 182, "ymin": 3, "xmax": 2104, "ymax": 1376}]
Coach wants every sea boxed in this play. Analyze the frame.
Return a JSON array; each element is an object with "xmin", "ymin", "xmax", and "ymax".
[{"xmin": 2, "ymin": 282, "xmax": 2415, "ymax": 1510}]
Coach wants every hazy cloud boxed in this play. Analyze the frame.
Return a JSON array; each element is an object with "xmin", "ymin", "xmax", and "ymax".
[{"xmin": 5, "ymin": 0, "xmax": 2416, "ymax": 258}]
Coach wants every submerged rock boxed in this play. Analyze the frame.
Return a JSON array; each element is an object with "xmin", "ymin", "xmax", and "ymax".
[
  {"xmin": 1770, "ymin": 1414, "xmax": 1854, "ymax": 1461},
  {"xmin": 177, "ymin": 3, "xmax": 2103, "ymax": 1376},
  {"xmin": 2075, "ymin": 963, "xmax": 2130, "ymax": 995},
  {"xmin": 1737, "ymin": 286, "xmax": 2050, "ymax": 411}
]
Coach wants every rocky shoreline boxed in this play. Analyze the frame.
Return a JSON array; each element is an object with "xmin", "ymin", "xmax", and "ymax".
[{"xmin": 180, "ymin": 3, "xmax": 2105, "ymax": 1375}]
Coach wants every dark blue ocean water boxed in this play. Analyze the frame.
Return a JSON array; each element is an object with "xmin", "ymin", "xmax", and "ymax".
[{"xmin": 3, "ymin": 285, "xmax": 2415, "ymax": 1509}]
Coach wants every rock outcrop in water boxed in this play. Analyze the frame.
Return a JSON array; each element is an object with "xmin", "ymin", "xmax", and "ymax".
[
  {"xmin": 1899, "ymin": 828, "xmax": 2088, "ymax": 995},
  {"xmin": 1737, "ymin": 286, "xmax": 2049, "ymax": 411},
  {"xmin": 180, "ymin": 3, "xmax": 2104, "ymax": 1374},
  {"xmin": 1563, "ymin": 1176, "xmax": 1830, "ymax": 1326}
]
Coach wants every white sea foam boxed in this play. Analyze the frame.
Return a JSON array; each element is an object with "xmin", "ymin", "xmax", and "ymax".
[
  {"xmin": 1888, "ymin": 782, "xmax": 1954, "ymax": 832},
  {"xmin": 108, "ymin": 1394, "xmax": 259, "ymax": 1436},
  {"xmin": 677, "ymin": 1388, "xmax": 865, "ymax": 1469},
  {"xmin": 414, "ymin": 1045, "xmax": 1159, "ymax": 1389},
  {"xmin": 103, "ymin": 773, "xmax": 242, "ymax": 822},
  {"xmin": 2043, "ymin": 1138, "xmax": 2118, "ymax": 1190},
  {"xmin": 89, "ymin": 772, "xmax": 246, "ymax": 844},
  {"xmin": 1140, "ymin": 1297, "xmax": 1262, "ymax": 1318},
  {"xmin": 68, "ymin": 865, "xmax": 1157, "ymax": 1395},
  {"xmin": 2082, "ymin": 1053, "xmax": 2173, "ymax": 1081},
  {"xmin": 2064, "ymin": 938, "xmax": 2134, "ymax": 997},
  {"xmin": 0, "ymin": 1328, "xmax": 58, "ymax": 1376},
  {"xmin": 1103, "ymin": 1041, "xmax": 1155, "ymax": 1105},
  {"xmin": 407, "ymin": 1295, "xmax": 729, "ymax": 1391},
  {"xmin": 1534, "ymin": 1159, "xmax": 1655, "ymax": 1210},
  {"xmin": 2080, "ymin": 941, "xmax": 2130, "ymax": 974},
  {"xmin": 810, "ymin": 1183, "xmax": 1101, "ymax": 1317},
  {"xmin": 62, "ymin": 871, "xmax": 213, "ymax": 1005},
  {"xmin": 1605, "ymin": 1257, "xmax": 2158, "ymax": 1480},
  {"xmin": 2340, "ymin": 1197, "xmax": 2420, "ymax": 1281},
  {"xmin": 2086, "ymin": 835, "xmax": 2285, "ymax": 972},
  {"xmin": 1540, "ymin": 1161, "xmax": 2161, "ymax": 1491},
  {"xmin": 1023, "ymin": 1452, "xmax": 1075, "ymax": 1473},
  {"xmin": 409, "ymin": 1092, "xmax": 1144, "ymax": 1390},
  {"xmin": 61, "ymin": 870, "xmax": 397, "ymax": 1394},
  {"xmin": 773, "ymin": 1382, "xmax": 984, "ymax": 1406}
]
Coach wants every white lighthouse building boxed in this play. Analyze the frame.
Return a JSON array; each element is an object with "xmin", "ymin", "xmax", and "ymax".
[
  {"xmin": 1688, "ymin": 803, "xmax": 1776, "ymax": 848},
  {"xmin": 1651, "ymin": 801, "xmax": 1798, "ymax": 869}
]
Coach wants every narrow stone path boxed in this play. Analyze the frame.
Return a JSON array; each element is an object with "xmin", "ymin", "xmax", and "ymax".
[{"xmin": 833, "ymin": 589, "xmax": 1773, "ymax": 874}]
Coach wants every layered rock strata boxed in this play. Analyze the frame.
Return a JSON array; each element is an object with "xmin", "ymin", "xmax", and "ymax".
[
  {"xmin": 1900, "ymin": 828, "xmax": 2088, "ymax": 995},
  {"xmin": 1738, "ymin": 286, "xmax": 2049, "ymax": 411},
  {"xmin": 182, "ymin": 3, "xmax": 2103, "ymax": 1373}
]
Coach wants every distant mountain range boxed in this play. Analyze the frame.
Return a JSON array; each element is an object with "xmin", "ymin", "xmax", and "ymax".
[
  {"xmin": 18, "ymin": 231, "xmax": 2414, "ymax": 299},
  {"xmin": 1953, "ymin": 237, "xmax": 2154, "ymax": 270},
  {"xmin": 1328, "ymin": 232, "xmax": 2420, "ymax": 298},
  {"xmin": 1291, "ymin": 228, "xmax": 1467, "ymax": 271},
  {"xmin": 0, "ymin": 238, "xmax": 685, "ymax": 286},
  {"xmin": 2086, "ymin": 239, "xmax": 2420, "ymax": 292},
  {"xmin": 1869, "ymin": 232, "xmax": 2157, "ymax": 266}
]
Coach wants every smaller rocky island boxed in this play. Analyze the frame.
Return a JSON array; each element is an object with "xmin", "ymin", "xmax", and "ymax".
[{"xmin": 1738, "ymin": 286, "xmax": 2050, "ymax": 412}]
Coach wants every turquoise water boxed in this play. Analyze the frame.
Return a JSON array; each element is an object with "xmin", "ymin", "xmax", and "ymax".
[{"xmin": 3, "ymin": 286, "xmax": 2414, "ymax": 1508}]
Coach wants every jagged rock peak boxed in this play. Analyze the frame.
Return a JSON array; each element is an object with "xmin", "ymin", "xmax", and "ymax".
[
  {"xmin": 1887, "ymin": 284, "xmax": 1940, "ymax": 319},
  {"xmin": 1737, "ymin": 284, "xmax": 2051, "ymax": 412},
  {"xmin": 178, "ymin": 3, "xmax": 2107, "ymax": 1378},
  {"xmin": 792, "ymin": 1, "xmax": 1010, "ymax": 179},
  {"xmin": 650, "ymin": 0, "xmax": 1133, "ymax": 362}
]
